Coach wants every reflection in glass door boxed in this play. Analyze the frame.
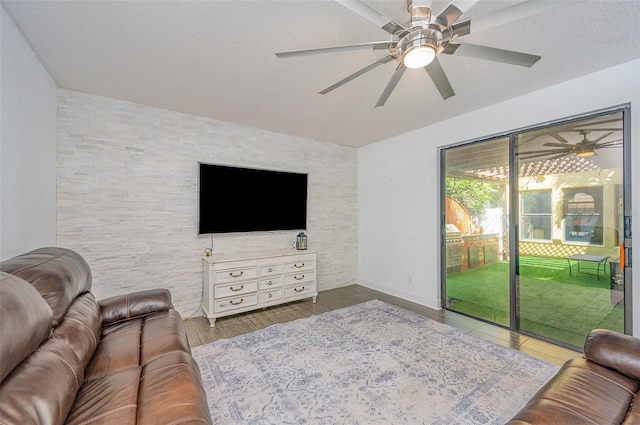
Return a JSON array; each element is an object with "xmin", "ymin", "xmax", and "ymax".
[
  {"xmin": 515, "ymin": 111, "xmax": 627, "ymax": 349},
  {"xmin": 442, "ymin": 108, "xmax": 630, "ymax": 350},
  {"xmin": 442, "ymin": 138, "xmax": 511, "ymax": 327}
]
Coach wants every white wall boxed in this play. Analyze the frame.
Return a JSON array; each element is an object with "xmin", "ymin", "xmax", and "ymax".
[
  {"xmin": 358, "ymin": 59, "xmax": 640, "ymax": 334},
  {"xmin": 0, "ymin": 6, "xmax": 58, "ymax": 261},
  {"xmin": 57, "ymin": 90, "xmax": 358, "ymax": 315}
]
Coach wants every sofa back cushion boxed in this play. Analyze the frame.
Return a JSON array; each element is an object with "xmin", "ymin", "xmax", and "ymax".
[
  {"xmin": 584, "ymin": 329, "xmax": 640, "ymax": 381},
  {"xmin": 0, "ymin": 249, "xmax": 101, "ymax": 425},
  {"xmin": 0, "ymin": 272, "xmax": 53, "ymax": 382},
  {"xmin": 0, "ymin": 248, "xmax": 92, "ymax": 326},
  {"xmin": 54, "ymin": 293, "xmax": 102, "ymax": 370},
  {"xmin": 0, "ymin": 293, "xmax": 102, "ymax": 425},
  {"xmin": 0, "ymin": 334, "xmax": 87, "ymax": 424}
]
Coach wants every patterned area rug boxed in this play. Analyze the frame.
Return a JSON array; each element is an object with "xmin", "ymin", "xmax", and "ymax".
[{"xmin": 192, "ymin": 300, "xmax": 559, "ymax": 424}]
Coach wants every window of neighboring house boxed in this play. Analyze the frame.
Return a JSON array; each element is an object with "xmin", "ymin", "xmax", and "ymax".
[
  {"xmin": 564, "ymin": 187, "xmax": 603, "ymax": 244},
  {"xmin": 520, "ymin": 190, "xmax": 552, "ymax": 241}
]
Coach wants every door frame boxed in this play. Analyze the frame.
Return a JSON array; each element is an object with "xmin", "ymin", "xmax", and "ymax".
[{"xmin": 439, "ymin": 104, "xmax": 632, "ymax": 340}]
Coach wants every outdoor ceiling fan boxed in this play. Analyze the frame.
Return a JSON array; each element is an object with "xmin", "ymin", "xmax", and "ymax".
[
  {"xmin": 275, "ymin": 0, "xmax": 571, "ymax": 107},
  {"xmin": 517, "ymin": 130, "xmax": 623, "ymax": 161}
]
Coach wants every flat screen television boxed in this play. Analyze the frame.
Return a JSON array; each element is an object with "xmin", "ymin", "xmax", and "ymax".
[{"xmin": 198, "ymin": 163, "xmax": 308, "ymax": 234}]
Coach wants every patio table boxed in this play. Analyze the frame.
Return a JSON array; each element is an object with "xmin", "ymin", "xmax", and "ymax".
[{"xmin": 566, "ymin": 254, "xmax": 609, "ymax": 280}]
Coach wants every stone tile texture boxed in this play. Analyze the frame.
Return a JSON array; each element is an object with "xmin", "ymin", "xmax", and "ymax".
[{"xmin": 57, "ymin": 89, "xmax": 357, "ymax": 317}]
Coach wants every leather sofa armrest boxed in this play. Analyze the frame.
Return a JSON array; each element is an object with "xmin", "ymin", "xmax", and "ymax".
[
  {"xmin": 584, "ymin": 329, "xmax": 640, "ymax": 381},
  {"xmin": 99, "ymin": 289, "xmax": 173, "ymax": 325}
]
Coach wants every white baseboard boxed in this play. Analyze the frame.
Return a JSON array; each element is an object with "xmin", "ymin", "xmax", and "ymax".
[{"xmin": 357, "ymin": 279, "xmax": 441, "ymax": 310}]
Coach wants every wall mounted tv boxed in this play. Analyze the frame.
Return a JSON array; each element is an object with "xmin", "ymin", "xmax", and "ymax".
[{"xmin": 198, "ymin": 163, "xmax": 308, "ymax": 234}]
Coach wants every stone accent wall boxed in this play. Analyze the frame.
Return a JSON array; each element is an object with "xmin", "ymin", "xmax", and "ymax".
[{"xmin": 57, "ymin": 89, "xmax": 357, "ymax": 317}]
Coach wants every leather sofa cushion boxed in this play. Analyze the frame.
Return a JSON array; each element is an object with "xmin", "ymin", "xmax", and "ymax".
[
  {"xmin": 141, "ymin": 309, "xmax": 191, "ymax": 364},
  {"xmin": 624, "ymin": 392, "xmax": 640, "ymax": 424},
  {"xmin": 67, "ymin": 308, "xmax": 210, "ymax": 424},
  {"xmin": 65, "ymin": 367, "xmax": 142, "ymax": 425},
  {"xmin": 509, "ymin": 358, "xmax": 639, "ymax": 424},
  {"xmin": 0, "ymin": 272, "xmax": 52, "ymax": 382},
  {"xmin": 138, "ymin": 351, "xmax": 210, "ymax": 425},
  {"xmin": 100, "ymin": 289, "xmax": 172, "ymax": 326},
  {"xmin": 585, "ymin": 329, "xmax": 640, "ymax": 382},
  {"xmin": 53, "ymin": 293, "xmax": 102, "ymax": 371},
  {"xmin": 0, "ymin": 336, "xmax": 85, "ymax": 424},
  {"xmin": 0, "ymin": 248, "xmax": 91, "ymax": 326},
  {"xmin": 0, "ymin": 292, "xmax": 103, "ymax": 425},
  {"xmin": 85, "ymin": 318, "xmax": 144, "ymax": 382}
]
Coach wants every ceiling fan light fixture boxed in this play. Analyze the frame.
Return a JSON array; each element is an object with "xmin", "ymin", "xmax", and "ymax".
[
  {"xmin": 401, "ymin": 29, "xmax": 438, "ymax": 69},
  {"xmin": 403, "ymin": 45, "xmax": 436, "ymax": 68},
  {"xmin": 576, "ymin": 146, "xmax": 596, "ymax": 158}
]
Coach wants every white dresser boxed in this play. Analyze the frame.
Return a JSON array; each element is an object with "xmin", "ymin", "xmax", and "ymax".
[{"xmin": 202, "ymin": 249, "xmax": 317, "ymax": 326}]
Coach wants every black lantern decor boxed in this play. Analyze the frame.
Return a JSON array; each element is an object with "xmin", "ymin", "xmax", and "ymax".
[{"xmin": 296, "ymin": 232, "xmax": 308, "ymax": 250}]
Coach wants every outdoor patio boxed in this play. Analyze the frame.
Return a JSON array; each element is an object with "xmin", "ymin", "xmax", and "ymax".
[{"xmin": 446, "ymin": 256, "xmax": 624, "ymax": 350}]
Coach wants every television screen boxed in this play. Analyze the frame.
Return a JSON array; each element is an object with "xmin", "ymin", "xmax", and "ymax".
[{"xmin": 198, "ymin": 163, "xmax": 308, "ymax": 234}]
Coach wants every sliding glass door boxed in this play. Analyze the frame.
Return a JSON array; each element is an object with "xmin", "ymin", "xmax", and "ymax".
[
  {"xmin": 443, "ymin": 138, "xmax": 510, "ymax": 327},
  {"xmin": 514, "ymin": 110, "xmax": 628, "ymax": 348},
  {"xmin": 441, "ymin": 107, "xmax": 631, "ymax": 350}
]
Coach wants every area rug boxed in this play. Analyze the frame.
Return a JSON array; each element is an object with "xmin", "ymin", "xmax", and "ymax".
[{"xmin": 192, "ymin": 300, "xmax": 559, "ymax": 424}]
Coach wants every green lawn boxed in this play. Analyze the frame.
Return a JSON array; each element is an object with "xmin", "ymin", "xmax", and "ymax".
[{"xmin": 446, "ymin": 256, "xmax": 624, "ymax": 350}]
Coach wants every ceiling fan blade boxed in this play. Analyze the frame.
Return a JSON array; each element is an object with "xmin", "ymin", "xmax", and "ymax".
[
  {"xmin": 549, "ymin": 133, "xmax": 571, "ymax": 144},
  {"xmin": 543, "ymin": 142, "xmax": 574, "ymax": 148},
  {"xmin": 519, "ymin": 154, "xmax": 561, "ymax": 162},
  {"xmin": 596, "ymin": 140, "xmax": 623, "ymax": 148},
  {"xmin": 424, "ymin": 57, "xmax": 455, "ymax": 100},
  {"xmin": 546, "ymin": 151, "xmax": 573, "ymax": 161},
  {"xmin": 334, "ymin": 0, "xmax": 408, "ymax": 36},
  {"xmin": 375, "ymin": 63, "xmax": 406, "ymax": 107},
  {"xmin": 516, "ymin": 148, "xmax": 569, "ymax": 156},
  {"xmin": 517, "ymin": 149, "xmax": 570, "ymax": 159},
  {"xmin": 593, "ymin": 131, "xmax": 614, "ymax": 143},
  {"xmin": 468, "ymin": 0, "xmax": 578, "ymax": 35},
  {"xmin": 520, "ymin": 151, "xmax": 572, "ymax": 161},
  {"xmin": 319, "ymin": 55, "xmax": 394, "ymax": 95},
  {"xmin": 449, "ymin": 20, "xmax": 471, "ymax": 38},
  {"xmin": 443, "ymin": 43, "xmax": 540, "ymax": 67},
  {"xmin": 435, "ymin": 0, "xmax": 478, "ymax": 27},
  {"xmin": 276, "ymin": 41, "xmax": 391, "ymax": 59}
]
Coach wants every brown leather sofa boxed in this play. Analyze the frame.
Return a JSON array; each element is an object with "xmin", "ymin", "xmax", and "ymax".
[
  {"xmin": 0, "ymin": 247, "xmax": 212, "ymax": 425},
  {"xmin": 509, "ymin": 329, "xmax": 640, "ymax": 424}
]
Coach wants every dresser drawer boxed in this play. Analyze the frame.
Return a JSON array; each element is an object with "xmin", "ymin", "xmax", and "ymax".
[
  {"xmin": 203, "ymin": 250, "xmax": 317, "ymax": 327},
  {"xmin": 284, "ymin": 257, "xmax": 315, "ymax": 273},
  {"xmin": 259, "ymin": 276, "xmax": 282, "ymax": 290},
  {"xmin": 284, "ymin": 272, "xmax": 315, "ymax": 286},
  {"xmin": 214, "ymin": 293, "xmax": 258, "ymax": 313},
  {"xmin": 259, "ymin": 289, "xmax": 282, "ymax": 303},
  {"xmin": 259, "ymin": 264, "xmax": 282, "ymax": 276},
  {"xmin": 214, "ymin": 280, "xmax": 257, "ymax": 298},
  {"xmin": 214, "ymin": 267, "xmax": 257, "ymax": 284},
  {"xmin": 284, "ymin": 284, "xmax": 315, "ymax": 299}
]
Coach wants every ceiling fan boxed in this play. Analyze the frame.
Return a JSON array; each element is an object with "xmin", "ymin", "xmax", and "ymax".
[
  {"xmin": 517, "ymin": 130, "xmax": 623, "ymax": 161},
  {"xmin": 275, "ymin": 0, "xmax": 572, "ymax": 107}
]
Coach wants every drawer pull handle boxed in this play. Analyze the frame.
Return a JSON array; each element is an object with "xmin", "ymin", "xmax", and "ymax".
[
  {"xmin": 229, "ymin": 271, "xmax": 244, "ymax": 277},
  {"xmin": 294, "ymin": 275, "xmax": 305, "ymax": 280},
  {"xmin": 268, "ymin": 267, "xmax": 273, "ymax": 272},
  {"xmin": 294, "ymin": 287, "xmax": 305, "ymax": 292},
  {"xmin": 267, "ymin": 281, "xmax": 273, "ymax": 285},
  {"xmin": 229, "ymin": 298, "xmax": 244, "ymax": 305},
  {"xmin": 230, "ymin": 285, "xmax": 244, "ymax": 292},
  {"xmin": 294, "ymin": 263, "xmax": 305, "ymax": 268},
  {"xmin": 268, "ymin": 293, "xmax": 273, "ymax": 298}
]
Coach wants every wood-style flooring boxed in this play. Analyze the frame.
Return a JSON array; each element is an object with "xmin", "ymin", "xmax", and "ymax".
[{"xmin": 183, "ymin": 284, "xmax": 579, "ymax": 366}]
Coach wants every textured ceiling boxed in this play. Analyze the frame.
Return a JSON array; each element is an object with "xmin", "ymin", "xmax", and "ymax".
[{"xmin": 3, "ymin": 0, "xmax": 640, "ymax": 148}]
